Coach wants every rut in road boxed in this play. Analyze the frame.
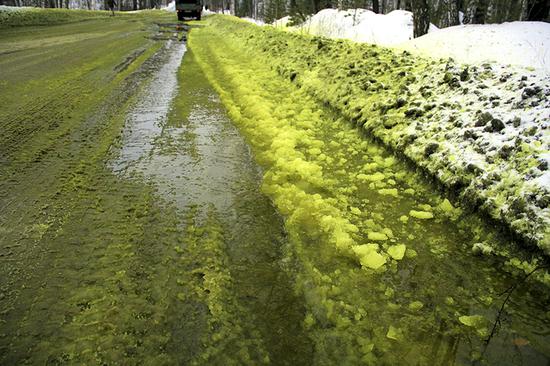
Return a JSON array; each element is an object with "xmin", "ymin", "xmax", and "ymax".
[{"xmin": 110, "ymin": 35, "xmax": 314, "ymax": 364}]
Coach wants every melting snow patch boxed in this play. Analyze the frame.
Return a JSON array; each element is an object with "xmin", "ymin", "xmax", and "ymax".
[
  {"xmin": 400, "ymin": 21, "xmax": 550, "ymax": 74},
  {"xmin": 293, "ymin": 9, "xmax": 438, "ymax": 46}
]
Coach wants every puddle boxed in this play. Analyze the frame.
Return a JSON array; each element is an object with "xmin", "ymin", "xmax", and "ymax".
[{"xmin": 110, "ymin": 36, "xmax": 312, "ymax": 364}]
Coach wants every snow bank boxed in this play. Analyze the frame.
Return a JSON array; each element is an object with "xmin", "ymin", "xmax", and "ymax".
[
  {"xmin": 217, "ymin": 15, "xmax": 550, "ymax": 252},
  {"xmin": 272, "ymin": 15, "xmax": 290, "ymax": 27},
  {"xmin": 399, "ymin": 22, "xmax": 550, "ymax": 74},
  {"xmin": 242, "ymin": 17, "xmax": 265, "ymax": 25},
  {"xmin": 269, "ymin": 8, "xmax": 550, "ymax": 73},
  {"xmin": 163, "ymin": 1, "xmax": 175, "ymax": 12},
  {"xmin": 0, "ymin": 5, "xmax": 32, "ymax": 12},
  {"xmin": 294, "ymin": 8, "xmax": 438, "ymax": 46}
]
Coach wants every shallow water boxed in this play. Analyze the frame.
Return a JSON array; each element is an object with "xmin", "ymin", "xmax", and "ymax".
[{"xmin": 111, "ymin": 38, "xmax": 313, "ymax": 364}]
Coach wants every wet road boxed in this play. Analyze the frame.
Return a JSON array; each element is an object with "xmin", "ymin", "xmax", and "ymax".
[{"xmin": 0, "ymin": 15, "xmax": 549, "ymax": 365}]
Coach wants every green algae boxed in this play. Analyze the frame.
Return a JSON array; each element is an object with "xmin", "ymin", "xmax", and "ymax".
[
  {"xmin": 188, "ymin": 16, "xmax": 550, "ymax": 365},
  {"xmin": 409, "ymin": 210, "xmax": 435, "ymax": 219},
  {"xmin": 387, "ymin": 244, "xmax": 406, "ymax": 260}
]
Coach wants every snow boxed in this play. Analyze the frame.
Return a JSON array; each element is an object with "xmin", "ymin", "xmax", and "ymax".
[
  {"xmin": 0, "ymin": 5, "xmax": 31, "ymax": 11},
  {"xmin": 267, "ymin": 8, "xmax": 550, "ymax": 73},
  {"xmin": 162, "ymin": 1, "xmax": 215, "ymax": 16},
  {"xmin": 242, "ymin": 17, "xmax": 265, "ymax": 26},
  {"xmin": 294, "ymin": 9, "xmax": 438, "ymax": 46},
  {"xmin": 162, "ymin": 1, "xmax": 175, "ymax": 12},
  {"xmin": 272, "ymin": 15, "xmax": 290, "ymax": 28},
  {"xmin": 400, "ymin": 22, "xmax": 550, "ymax": 74}
]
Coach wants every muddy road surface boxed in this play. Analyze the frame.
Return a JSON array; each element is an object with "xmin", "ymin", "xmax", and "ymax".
[{"xmin": 1, "ymin": 13, "xmax": 550, "ymax": 365}]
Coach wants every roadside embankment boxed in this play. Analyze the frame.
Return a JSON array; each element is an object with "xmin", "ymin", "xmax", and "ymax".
[
  {"xmin": 199, "ymin": 15, "xmax": 550, "ymax": 255},
  {"xmin": 0, "ymin": 6, "xmax": 164, "ymax": 28},
  {"xmin": 189, "ymin": 15, "xmax": 550, "ymax": 364}
]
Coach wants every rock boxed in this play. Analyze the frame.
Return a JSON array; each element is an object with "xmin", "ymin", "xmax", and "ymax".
[
  {"xmin": 383, "ymin": 119, "xmax": 398, "ymax": 129},
  {"xmin": 443, "ymin": 71, "xmax": 460, "ymax": 88},
  {"xmin": 289, "ymin": 71, "xmax": 298, "ymax": 82},
  {"xmin": 524, "ymin": 126, "xmax": 537, "ymax": 136},
  {"xmin": 498, "ymin": 145, "xmax": 514, "ymax": 160},
  {"xmin": 386, "ymin": 325, "xmax": 401, "ymax": 340},
  {"xmin": 368, "ymin": 232, "xmax": 388, "ymax": 241},
  {"xmin": 484, "ymin": 118, "xmax": 505, "ymax": 132},
  {"xmin": 464, "ymin": 129, "xmax": 479, "ymax": 140},
  {"xmin": 511, "ymin": 116, "xmax": 521, "ymax": 127},
  {"xmin": 538, "ymin": 159, "xmax": 548, "ymax": 171},
  {"xmin": 396, "ymin": 97, "xmax": 407, "ymax": 108},
  {"xmin": 404, "ymin": 107, "xmax": 424, "ymax": 118},
  {"xmin": 475, "ymin": 111, "xmax": 493, "ymax": 127},
  {"xmin": 387, "ymin": 244, "xmax": 406, "ymax": 260},
  {"xmin": 459, "ymin": 314, "xmax": 487, "ymax": 328},
  {"xmin": 408, "ymin": 301, "xmax": 424, "ymax": 311},
  {"xmin": 472, "ymin": 242, "xmax": 494, "ymax": 256},
  {"xmin": 536, "ymin": 194, "xmax": 550, "ymax": 209},
  {"xmin": 522, "ymin": 87, "xmax": 539, "ymax": 99},
  {"xmin": 499, "ymin": 74, "xmax": 510, "ymax": 82},
  {"xmin": 460, "ymin": 67, "xmax": 469, "ymax": 81},
  {"xmin": 423, "ymin": 103, "xmax": 436, "ymax": 111},
  {"xmin": 465, "ymin": 163, "xmax": 482, "ymax": 175},
  {"xmin": 424, "ymin": 142, "xmax": 439, "ymax": 157}
]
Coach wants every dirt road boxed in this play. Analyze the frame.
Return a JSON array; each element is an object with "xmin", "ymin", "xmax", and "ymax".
[{"xmin": 1, "ymin": 12, "xmax": 549, "ymax": 365}]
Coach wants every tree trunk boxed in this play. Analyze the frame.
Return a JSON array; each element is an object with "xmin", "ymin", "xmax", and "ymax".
[
  {"xmin": 412, "ymin": 0, "xmax": 429, "ymax": 37},
  {"xmin": 373, "ymin": 0, "xmax": 379, "ymax": 12},
  {"xmin": 526, "ymin": 0, "xmax": 550, "ymax": 20},
  {"xmin": 471, "ymin": 0, "xmax": 487, "ymax": 23},
  {"xmin": 449, "ymin": 0, "xmax": 460, "ymax": 25}
]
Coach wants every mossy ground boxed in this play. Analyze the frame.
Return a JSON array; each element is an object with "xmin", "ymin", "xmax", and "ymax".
[{"xmin": 189, "ymin": 15, "xmax": 550, "ymax": 364}]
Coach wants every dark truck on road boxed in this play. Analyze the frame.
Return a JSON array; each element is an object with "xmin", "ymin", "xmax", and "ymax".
[{"xmin": 176, "ymin": 0, "xmax": 202, "ymax": 20}]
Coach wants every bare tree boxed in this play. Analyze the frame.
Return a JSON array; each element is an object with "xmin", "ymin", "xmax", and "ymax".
[{"xmin": 412, "ymin": 0, "xmax": 430, "ymax": 37}]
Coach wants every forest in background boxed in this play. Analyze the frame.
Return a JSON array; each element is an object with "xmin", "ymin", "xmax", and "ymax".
[{"xmin": 0, "ymin": 0, "xmax": 548, "ymax": 39}]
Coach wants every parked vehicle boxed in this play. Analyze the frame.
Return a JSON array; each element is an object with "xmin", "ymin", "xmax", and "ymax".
[{"xmin": 176, "ymin": 0, "xmax": 202, "ymax": 20}]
